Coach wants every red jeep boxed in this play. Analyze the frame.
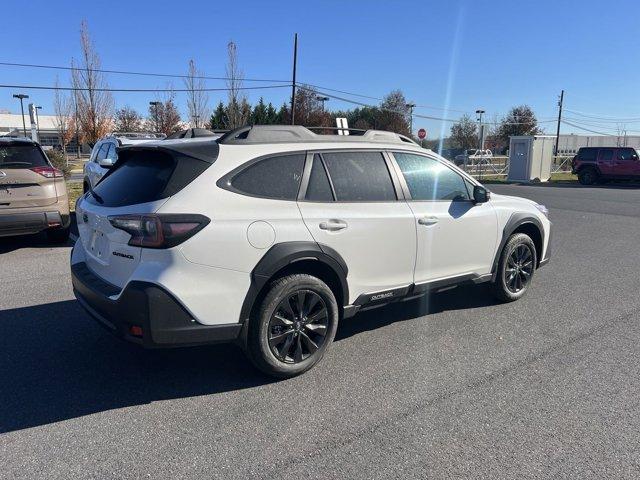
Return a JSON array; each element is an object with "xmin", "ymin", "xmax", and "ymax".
[{"xmin": 572, "ymin": 146, "xmax": 640, "ymax": 185}]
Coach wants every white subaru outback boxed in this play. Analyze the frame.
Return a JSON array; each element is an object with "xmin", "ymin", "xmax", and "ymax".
[{"xmin": 71, "ymin": 126, "xmax": 551, "ymax": 377}]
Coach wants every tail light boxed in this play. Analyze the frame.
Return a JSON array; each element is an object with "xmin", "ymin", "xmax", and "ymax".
[
  {"xmin": 31, "ymin": 166, "xmax": 64, "ymax": 178},
  {"xmin": 108, "ymin": 214, "xmax": 210, "ymax": 249}
]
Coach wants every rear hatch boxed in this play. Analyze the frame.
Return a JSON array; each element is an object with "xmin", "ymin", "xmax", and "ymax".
[
  {"xmin": 77, "ymin": 145, "xmax": 215, "ymax": 288},
  {"xmin": 0, "ymin": 142, "xmax": 59, "ymax": 209}
]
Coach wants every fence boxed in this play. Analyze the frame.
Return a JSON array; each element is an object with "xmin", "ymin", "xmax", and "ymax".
[{"xmin": 458, "ymin": 155, "xmax": 574, "ymax": 179}]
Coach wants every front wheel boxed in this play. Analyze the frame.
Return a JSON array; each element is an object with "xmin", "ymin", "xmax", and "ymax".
[
  {"xmin": 492, "ymin": 233, "xmax": 537, "ymax": 302},
  {"xmin": 246, "ymin": 274, "xmax": 339, "ymax": 378}
]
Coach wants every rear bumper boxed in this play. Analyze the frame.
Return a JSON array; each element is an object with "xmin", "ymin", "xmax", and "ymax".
[
  {"xmin": 0, "ymin": 211, "xmax": 70, "ymax": 237},
  {"xmin": 71, "ymin": 261, "xmax": 242, "ymax": 348}
]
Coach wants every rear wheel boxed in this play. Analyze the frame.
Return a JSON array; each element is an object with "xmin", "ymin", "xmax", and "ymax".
[
  {"xmin": 46, "ymin": 226, "xmax": 70, "ymax": 244},
  {"xmin": 578, "ymin": 167, "xmax": 598, "ymax": 185},
  {"xmin": 246, "ymin": 274, "xmax": 338, "ymax": 378},
  {"xmin": 492, "ymin": 233, "xmax": 537, "ymax": 302}
]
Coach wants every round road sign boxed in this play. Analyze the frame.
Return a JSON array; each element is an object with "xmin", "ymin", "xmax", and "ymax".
[{"xmin": 417, "ymin": 128, "xmax": 427, "ymax": 139}]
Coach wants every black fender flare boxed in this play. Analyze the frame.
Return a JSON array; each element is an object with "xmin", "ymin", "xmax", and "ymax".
[
  {"xmin": 491, "ymin": 213, "xmax": 544, "ymax": 278},
  {"xmin": 238, "ymin": 241, "xmax": 349, "ymax": 324}
]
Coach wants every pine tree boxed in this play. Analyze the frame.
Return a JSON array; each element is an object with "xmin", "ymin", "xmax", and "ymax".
[{"xmin": 210, "ymin": 101, "xmax": 226, "ymax": 130}]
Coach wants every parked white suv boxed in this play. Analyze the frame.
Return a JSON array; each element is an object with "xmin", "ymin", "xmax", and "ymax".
[
  {"xmin": 83, "ymin": 133, "xmax": 165, "ymax": 192},
  {"xmin": 71, "ymin": 126, "xmax": 551, "ymax": 377}
]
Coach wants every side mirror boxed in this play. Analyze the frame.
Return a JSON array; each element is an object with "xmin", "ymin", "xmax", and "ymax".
[
  {"xmin": 98, "ymin": 157, "xmax": 116, "ymax": 168},
  {"xmin": 473, "ymin": 185, "xmax": 490, "ymax": 204}
]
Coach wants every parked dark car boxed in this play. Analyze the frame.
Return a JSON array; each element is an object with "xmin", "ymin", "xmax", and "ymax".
[{"xmin": 571, "ymin": 146, "xmax": 640, "ymax": 185}]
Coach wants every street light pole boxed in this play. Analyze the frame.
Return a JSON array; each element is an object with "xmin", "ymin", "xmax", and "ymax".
[
  {"xmin": 475, "ymin": 109, "xmax": 485, "ymax": 149},
  {"xmin": 149, "ymin": 101, "xmax": 161, "ymax": 133},
  {"xmin": 35, "ymin": 105, "xmax": 42, "ymax": 142},
  {"xmin": 13, "ymin": 94, "xmax": 29, "ymax": 137},
  {"xmin": 316, "ymin": 96, "xmax": 329, "ymax": 111},
  {"xmin": 406, "ymin": 103, "xmax": 416, "ymax": 136}
]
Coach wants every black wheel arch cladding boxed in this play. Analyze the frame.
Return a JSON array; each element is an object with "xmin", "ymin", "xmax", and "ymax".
[
  {"xmin": 491, "ymin": 213, "xmax": 544, "ymax": 277},
  {"xmin": 239, "ymin": 241, "xmax": 349, "ymax": 324}
]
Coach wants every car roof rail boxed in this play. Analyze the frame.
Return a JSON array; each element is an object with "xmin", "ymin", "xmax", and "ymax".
[
  {"xmin": 217, "ymin": 125, "xmax": 418, "ymax": 145},
  {"xmin": 107, "ymin": 132, "xmax": 167, "ymax": 140}
]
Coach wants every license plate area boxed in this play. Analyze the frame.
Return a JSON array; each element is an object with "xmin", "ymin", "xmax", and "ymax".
[{"xmin": 87, "ymin": 227, "xmax": 110, "ymax": 260}]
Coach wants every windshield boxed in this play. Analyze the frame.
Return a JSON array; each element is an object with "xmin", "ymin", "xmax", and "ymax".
[{"xmin": 0, "ymin": 144, "xmax": 49, "ymax": 169}]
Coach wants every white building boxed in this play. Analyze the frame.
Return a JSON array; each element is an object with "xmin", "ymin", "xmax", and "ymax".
[
  {"xmin": 557, "ymin": 133, "xmax": 640, "ymax": 155},
  {"xmin": 0, "ymin": 112, "xmax": 83, "ymax": 153}
]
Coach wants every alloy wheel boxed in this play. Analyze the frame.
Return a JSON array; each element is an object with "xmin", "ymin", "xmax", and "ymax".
[
  {"xmin": 504, "ymin": 244, "xmax": 534, "ymax": 293},
  {"xmin": 268, "ymin": 289, "xmax": 329, "ymax": 363}
]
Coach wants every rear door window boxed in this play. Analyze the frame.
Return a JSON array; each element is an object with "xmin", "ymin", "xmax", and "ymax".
[
  {"xmin": 321, "ymin": 151, "xmax": 396, "ymax": 201},
  {"xmin": 0, "ymin": 143, "xmax": 49, "ymax": 168},
  {"xmin": 599, "ymin": 149, "xmax": 614, "ymax": 162},
  {"xmin": 230, "ymin": 154, "xmax": 305, "ymax": 200},
  {"xmin": 86, "ymin": 150, "xmax": 211, "ymax": 207},
  {"xmin": 305, "ymin": 154, "xmax": 334, "ymax": 201}
]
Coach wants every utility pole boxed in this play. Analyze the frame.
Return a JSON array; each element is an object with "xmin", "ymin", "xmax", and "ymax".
[
  {"xmin": 554, "ymin": 89, "xmax": 564, "ymax": 156},
  {"xmin": 290, "ymin": 33, "xmax": 298, "ymax": 125},
  {"xmin": 13, "ymin": 93, "xmax": 29, "ymax": 137},
  {"xmin": 406, "ymin": 103, "xmax": 416, "ymax": 136}
]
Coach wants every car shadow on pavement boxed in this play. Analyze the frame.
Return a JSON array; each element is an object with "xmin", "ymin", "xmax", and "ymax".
[
  {"xmin": 336, "ymin": 283, "xmax": 499, "ymax": 341},
  {"xmin": 0, "ymin": 283, "xmax": 498, "ymax": 433},
  {"xmin": 0, "ymin": 299, "xmax": 271, "ymax": 434},
  {"xmin": 0, "ymin": 213, "xmax": 77, "ymax": 254}
]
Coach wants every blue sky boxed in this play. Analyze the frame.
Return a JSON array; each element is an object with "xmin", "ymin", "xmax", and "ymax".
[{"xmin": 1, "ymin": 0, "xmax": 639, "ymax": 138}]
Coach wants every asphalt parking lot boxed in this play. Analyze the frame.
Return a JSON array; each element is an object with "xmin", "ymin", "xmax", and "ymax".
[{"xmin": 1, "ymin": 183, "xmax": 640, "ymax": 479}]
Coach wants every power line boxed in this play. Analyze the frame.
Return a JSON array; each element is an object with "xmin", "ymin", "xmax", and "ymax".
[
  {"xmin": 0, "ymin": 83, "xmax": 291, "ymax": 93},
  {"xmin": 563, "ymin": 108, "xmax": 640, "ymax": 122},
  {"xmin": 298, "ymin": 85, "xmax": 556, "ymax": 126},
  {"xmin": 0, "ymin": 61, "xmax": 290, "ymax": 83},
  {"xmin": 561, "ymin": 120, "xmax": 624, "ymax": 136}
]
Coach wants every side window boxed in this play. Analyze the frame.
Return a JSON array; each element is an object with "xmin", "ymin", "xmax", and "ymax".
[
  {"xmin": 394, "ymin": 152, "xmax": 471, "ymax": 201},
  {"xmin": 305, "ymin": 154, "xmax": 334, "ymax": 201},
  {"xmin": 105, "ymin": 143, "xmax": 117, "ymax": 162},
  {"xmin": 578, "ymin": 148, "xmax": 597, "ymax": 161},
  {"xmin": 599, "ymin": 149, "xmax": 613, "ymax": 162},
  {"xmin": 231, "ymin": 154, "xmax": 305, "ymax": 200},
  {"xmin": 94, "ymin": 143, "xmax": 108, "ymax": 162},
  {"xmin": 321, "ymin": 151, "xmax": 396, "ymax": 201},
  {"xmin": 618, "ymin": 148, "xmax": 638, "ymax": 161}
]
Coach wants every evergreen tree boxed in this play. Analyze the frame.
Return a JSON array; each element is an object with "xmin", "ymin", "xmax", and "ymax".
[
  {"xmin": 252, "ymin": 97, "xmax": 268, "ymax": 125},
  {"xmin": 209, "ymin": 101, "xmax": 226, "ymax": 130}
]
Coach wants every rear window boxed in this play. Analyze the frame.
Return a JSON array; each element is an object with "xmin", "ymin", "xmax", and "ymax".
[
  {"xmin": 577, "ymin": 148, "xmax": 597, "ymax": 161},
  {"xmin": 230, "ymin": 154, "xmax": 305, "ymax": 200},
  {"xmin": 322, "ymin": 151, "xmax": 396, "ymax": 202},
  {"xmin": 85, "ymin": 150, "xmax": 210, "ymax": 207},
  {"xmin": 0, "ymin": 144, "xmax": 49, "ymax": 169}
]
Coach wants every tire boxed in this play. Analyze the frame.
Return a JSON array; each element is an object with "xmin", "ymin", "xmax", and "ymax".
[
  {"xmin": 246, "ymin": 274, "xmax": 339, "ymax": 378},
  {"xmin": 492, "ymin": 233, "xmax": 537, "ymax": 302},
  {"xmin": 578, "ymin": 167, "xmax": 598, "ymax": 185},
  {"xmin": 46, "ymin": 226, "xmax": 70, "ymax": 244}
]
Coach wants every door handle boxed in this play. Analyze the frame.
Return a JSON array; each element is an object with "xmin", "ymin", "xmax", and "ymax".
[
  {"xmin": 319, "ymin": 220, "xmax": 348, "ymax": 231},
  {"xmin": 418, "ymin": 216, "xmax": 439, "ymax": 226}
]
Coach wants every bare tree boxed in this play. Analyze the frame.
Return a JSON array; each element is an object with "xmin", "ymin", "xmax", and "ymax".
[
  {"xmin": 71, "ymin": 20, "xmax": 114, "ymax": 146},
  {"xmin": 52, "ymin": 77, "xmax": 75, "ymax": 160},
  {"xmin": 184, "ymin": 59, "xmax": 209, "ymax": 128},
  {"xmin": 115, "ymin": 106, "xmax": 144, "ymax": 132},
  {"xmin": 225, "ymin": 41, "xmax": 249, "ymax": 129},
  {"xmin": 146, "ymin": 89, "xmax": 182, "ymax": 135},
  {"xmin": 450, "ymin": 114, "xmax": 478, "ymax": 150}
]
